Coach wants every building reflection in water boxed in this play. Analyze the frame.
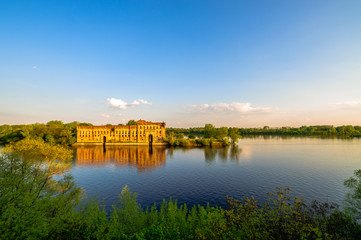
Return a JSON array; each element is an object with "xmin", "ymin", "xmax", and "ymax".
[
  {"xmin": 75, "ymin": 145, "xmax": 243, "ymax": 171},
  {"xmin": 75, "ymin": 146, "xmax": 166, "ymax": 172}
]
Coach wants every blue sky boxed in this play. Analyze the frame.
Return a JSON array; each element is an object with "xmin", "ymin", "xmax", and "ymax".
[{"xmin": 1, "ymin": 0, "xmax": 361, "ymax": 127}]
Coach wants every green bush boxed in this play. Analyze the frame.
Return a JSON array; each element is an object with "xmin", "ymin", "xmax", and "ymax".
[{"xmin": 0, "ymin": 154, "xmax": 82, "ymax": 239}]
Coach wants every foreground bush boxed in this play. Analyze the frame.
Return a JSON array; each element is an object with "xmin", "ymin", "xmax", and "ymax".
[{"xmin": 0, "ymin": 154, "xmax": 82, "ymax": 239}]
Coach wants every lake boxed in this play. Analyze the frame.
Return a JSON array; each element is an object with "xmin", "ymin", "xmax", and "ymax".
[{"xmin": 70, "ymin": 137, "xmax": 361, "ymax": 210}]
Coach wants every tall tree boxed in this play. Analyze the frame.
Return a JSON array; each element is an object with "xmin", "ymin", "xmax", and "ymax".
[
  {"xmin": 127, "ymin": 120, "xmax": 137, "ymax": 126},
  {"xmin": 204, "ymin": 124, "xmax": 216, "ymax": 138}
]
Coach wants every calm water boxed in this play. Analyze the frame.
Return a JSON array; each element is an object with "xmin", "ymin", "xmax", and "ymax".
[{"xmin": 70, "ymin": 137, "xmax": 361, "ymax": 210}]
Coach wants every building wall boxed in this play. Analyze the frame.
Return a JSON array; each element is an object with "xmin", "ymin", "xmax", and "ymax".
[{"xmin": 76, "ymin": 120, "xmax": 166, "ymax": 143}]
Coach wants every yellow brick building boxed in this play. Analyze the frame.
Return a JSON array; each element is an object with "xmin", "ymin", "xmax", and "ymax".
[{"xmin": 76, "ymin": 120, "xmax": 166, "ymax": 144}]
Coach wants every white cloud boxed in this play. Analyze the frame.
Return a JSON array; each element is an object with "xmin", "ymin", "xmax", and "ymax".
[
  {"xmin": 190, "ymin": 102, "xmax": 273, "ymax": 115},
  {"xmin": 107, "ymin": 98, "xmax": 152, "ymax": 110},
  {"xmin": 336, "ymin": 101, "xmax": 361, "ymax": 107},
  {"xmin": 100, "ymin": 113, "xmax": 110, "ymax": 118},
  {"xmin": 336, "ymin": 101, "xmax": 361, "ymax": 110},
  {"xmin": 138, "ymin": 99, "xmax": 152, "ymax": 105},
  {"xmin": 32, "ymin": 65, "xmax": 37, "ymax": 69}
]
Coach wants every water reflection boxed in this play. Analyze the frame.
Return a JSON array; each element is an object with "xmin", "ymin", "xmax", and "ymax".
[
  {"xmin": 75, "ymin": 146, "xmax": 244, "ymax": 171},
  {"xmin": 75, "ymin": 146, "xmax": 166, "ymax": 172},
  {"xmin": 203, "ymin": 146, "xmax": 243, "ymax": 163},
  {"xmin": 70, "ymin": 138, "xmax": 361, "ymax": 210}
]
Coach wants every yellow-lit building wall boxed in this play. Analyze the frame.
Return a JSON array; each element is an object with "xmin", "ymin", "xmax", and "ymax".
[{"xmin": 76, "ymin": 120, "xmax": 166, "ymax": 143}]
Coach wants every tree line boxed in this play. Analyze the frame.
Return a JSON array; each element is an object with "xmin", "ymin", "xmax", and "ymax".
[
  {"xmin": 0, "ymin": 120, "xmax": 94, "ymax": 146},
  {"xmin": 167, "ymin": 124, "xmax": 361, "ymax": 139},
  {"xmin": 1, "ymin": 121, "xmax": 360, "ymax": 148}
]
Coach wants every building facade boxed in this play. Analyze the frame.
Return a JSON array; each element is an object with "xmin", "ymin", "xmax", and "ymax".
[{"xmin": 76, "ymin": 120, "xmax": 166, "ymax": 144}]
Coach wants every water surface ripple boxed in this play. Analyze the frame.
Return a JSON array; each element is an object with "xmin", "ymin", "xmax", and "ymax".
[{"xmin": 70, "ymin": 137, "xmax": 361, "ymax": 210}]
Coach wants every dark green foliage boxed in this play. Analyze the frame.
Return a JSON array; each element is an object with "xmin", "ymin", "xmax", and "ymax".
[
  {"xmin": 0, "ymin": 121, "xmax": 93, "ymax": 146},
  {"xmin": 344, "ymin": 169, "xmax": 361, "ymax": 219},
  {"xmin": 0, "ymin": 154, "xmax": 82, "ymax": 239},
  {"xmin": 164, "ymin": 137, "xmax": 230, "ymax": 147},
  {"xmin": 224, "ymin": 187, "xmax": 361, "ymax": 239},
  {"xmin": 165, "ymin": 124, "xmax": 234, "ymax": 147},
  {"xmin": 127, "ymin": 120, "xmax": 138, "ymax": 126},
  {"xmin": 53, "ymin": 186, "xmax": 361, "ymax": 239}
]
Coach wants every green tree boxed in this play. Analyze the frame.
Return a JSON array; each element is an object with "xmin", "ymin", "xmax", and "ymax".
[
  {"xmin": 78, "ymin": 122, "xmax": 93, "ymax": 126},
  {"xmin": 4, "ymin": 138, "xmax": 73, "ymax": 175},
  {"xmin": 217, "ymin": 127, "xmax": 228, "ymax": 139},
  {"xmin": 204, "ymin": 124, "xmax": 216, "ymax": 138},
  {"xmin": 228, "ymin": 128, "xmax": 241, "ymax": 145},
  {"xmin": 345, "ymin": 125, "xmax": 356, "ymax": 137},
  {"xmin": 328, "ymin": 126, "xmax": 338, "ymax": 136},
  {"xmin": 0, "ymin": 148, "xmax": 82, "ymax": 239},
  {"xmin": 46, "ymin": 120, "xmax": 64, "ymax": 128},
  {"xmin": 127, "ymin": 120, "xmax": 137, "ymax": 125},
  {"xmin": 175, "ymin": 133, "xmax": 184, "ymax": 139},
  {"xmin": 344, "ymin": 169, "xmax": 361, "ymax": 219},
  {"xmin": 188, "ymin": 134, "xmax": 196, "ymax": 139}
]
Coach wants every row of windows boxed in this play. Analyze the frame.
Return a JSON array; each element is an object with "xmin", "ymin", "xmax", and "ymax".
[
  {"xmin": 139, "ymin": 125, "xmax": 161, "ymax": 130},
  {"xmin": 80, "ymin": 133, "xmax": 162, "ymax": 138},
  {"xmin": 80, "ymin": 134, "xmax": 147, "ymax": 137},
  {"xmin": 79, "ymin": 126, "xmax": 163, "ymax": 135},
  {"xmin": 79, "ymin": 130, "xmax": 162, "ymax": 136},
  {"xmin": 79, "ymin": 130, "xmax": 164, "ymax": 135}
]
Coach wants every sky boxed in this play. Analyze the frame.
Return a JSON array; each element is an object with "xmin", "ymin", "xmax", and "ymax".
[{"xmin": 1, "ymin": 0, "xmax": 361, "ymax": 127}]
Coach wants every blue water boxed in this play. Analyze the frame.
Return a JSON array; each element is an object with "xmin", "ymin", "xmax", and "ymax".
[{"xmin": 70, "ymin": 137, "xmax": 361, "ymax": 210}]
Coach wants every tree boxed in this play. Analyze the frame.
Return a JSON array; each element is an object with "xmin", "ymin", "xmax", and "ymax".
[
  {"xmin": 328, "ymin": 126, "xmax": 337, "ymax": 136},
  {"xmin": 204, "ymin": 124, "xmax": 216, "ymax": 138},
  {"xmin": 127, "ymin": 120, "xmax": 137, "ymax": 126},
  {"xmin": 228, "ymin": 128, "xmax": 241, "ymax": 145},
  {"xmin": 4, "ymin": 138, "xmax": 73, "ymax": 175},
  {"xmin": 217, "ymin": 127, "xmax": 228, "ymax": 139},
  {"xmin": 188, "ymin": 134, "xmax": 196, "ymax": 139},
  {"xmin": 78, "ymin": 122, "xmax": 93, "ymax": 126},
  {"xmin": 0, "ymin": 148, "xmax": 82, "ymax": 239},
  {"xmin": 345, "ymin": 125, "xmax": 356, "ymax": 137},
  {"xmin": 46, "ymin": 120, "xmax": 64, "ymax": 128},
  {"xmin": 175, "ymin": 133, "xmax": 184, "ymax": 139},
  {"xmin": 344, "ymin": 169, "xmax": 361, "ymax": 219}
]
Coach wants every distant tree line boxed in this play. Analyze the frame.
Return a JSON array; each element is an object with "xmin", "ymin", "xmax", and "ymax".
[
  {"xmin": 2, "ymin": 121, "xmax": 360, "ymax": 147},
  {"xmin": 167, "ymin": 124, "xmax": 361, "ymax": 139},
  {"xmin": 0, "ymin": 120, "xmax": 93, "ymax": 146}
]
